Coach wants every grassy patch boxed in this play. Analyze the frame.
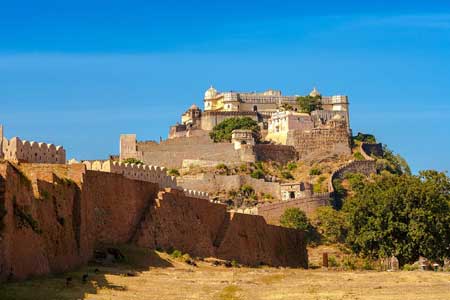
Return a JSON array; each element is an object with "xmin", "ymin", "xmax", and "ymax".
[{"xmin": 218, "ymin": 285, "xmax": 242, "ymax": 300}]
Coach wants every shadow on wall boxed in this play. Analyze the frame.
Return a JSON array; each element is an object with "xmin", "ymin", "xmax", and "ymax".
[{"xmin": 0, "ymin": 245, "xmax": 173, "ymax": 300}]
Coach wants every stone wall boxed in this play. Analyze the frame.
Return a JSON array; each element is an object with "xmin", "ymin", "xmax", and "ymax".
[
  {"xmin": 360, "ymin": 142, "xmax": 383, "ymax": 159},
  {"xmin": 257, "ymin": 193, "xmax": 331, "ymax": 224},
  {"xmin": 328, "ymin": 160, "xmax": 378, "ymax": 193},
  {"xmin": 286, "ymin": 122, "xmax": 350, "ymax": 159},
  {"xmin": 0, "ymin": 162, "xmax": 307, "ymax": 281},
  {"xmin": 254, "ymin": 144, "xmax": 298, "ymax": 164},
  {"xmin": 2, "ymin": 137, "xmax": 66, "ymax": 164},
  {"xmin": 200, "ymin": 111, "xmax": 261, "ymax": 131},
  {"xmin": 123, "ymin": 135, "xmax": 243, "ymax": 169},
  {"xmin": 177, "ymin": 173, "xmax": 281, "ymax": 199}
]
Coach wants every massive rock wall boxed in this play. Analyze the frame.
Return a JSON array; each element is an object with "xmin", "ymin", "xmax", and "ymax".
[
  {"xmin": 286, "ymin": 124, "xmax": 350, "ymax": 159},
  {"xmin": 0, "ymin": 162, "xmax": 307, "ymax": 281},
  {"xmin": 254, "ymin": 144, "xmax": 298, "ymax": 163},
  {"xmin": 177, "ymin": 173, "xmax": 281, "ymax": 199},
  {"xmin": 257, "ymin": 194, "xmax": 331, "ymax": 223},
  {"xmin": 136, "ymin": 135, "xmax": 242, "ymax": 169}
]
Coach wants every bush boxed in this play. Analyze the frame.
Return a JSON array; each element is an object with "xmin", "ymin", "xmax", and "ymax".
[
  {"xmin": 216, "ymin": 163, "xmax": 229, "ymax": 175},
  {"xmin": 280, "ymin": 208, "xmax": 310, "ymax": 231},
  {"xmin": 311, "ymin": 206, "xmax": 347, "ymax": 244},
  {"xmin": 281, "ymin": 171, "xmax": 294, "ymax": 180},
  {"xmin": 240, "ymin": 185, "xmax": 255, "ymax": 198},
  {"xmin": 297, "ymin": 95, "xmax": 322, "ymax": 114},
  {"xmin": 209, "ymin": 117, "xmax": 260, "ymax": 143},
  {"xmin": 122, "ymin": 158, "xmax": 144, "ymax": 165},
  {"xmin": 250, "ymin": 169, "xmax": 265, "ymax": 179},
  {"xmin": 328, "ymin": 255, "xmax": 340, "ymax": 267},
  {"xmin": 239, "ymin": 164, "xmax": 248, "ymax": 173},
  {"xmin": 168, "ymin": 168, "xmax": 180, "ymax": 177},
  {"xmin": 403, "ymin": 263, "xmax": 419, "ymax": 271},
  {"xmin": 353, "ymin": 132, "xmax": 377, "ymax": 144},
  {"xmin": 353, "ymin": 151, "xmax": 365, "ymax": 160},
  {"xmin": 170, "ymin": 249, "xmax": 182, "ymax": 259},
  {"xmin": 309, "ymin": 168, "xmax": 321, "ymax": 176},
  {"xmin": 286, "ymin": 162, "xmax": 297, "ymax": 171}
]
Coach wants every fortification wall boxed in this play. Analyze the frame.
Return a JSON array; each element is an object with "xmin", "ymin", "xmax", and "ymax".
[
  {"xmin": 177, "ymin": 173, "xmax": 281, "ymax": 199},
  {"xmin": 286, "ymin": 125, "xmax": 350, "ymax": 159},
  {"xmin": 133, "ymin": 135, "xmax": 242, "ymax": 169},
  {"xmin": 257, "ymin": 194, "xmax": 331, "ymax": 224},
  {"xmin": 360, "ymin": 142, "xmax": 383, "ymax": 159},
  {"xmin": 0, "ymin": 162, "xmax": 306, "ymax": 280},
  {"xmin": 134, "ymin": 189, "xmax": 307, "ymax": 267},
  {"xmin": 254, "ymin": 144, "xmax": 297, "ymax": 163},
  {"xmin": 1, "ymin": 137, "xmax": 66, "ymax": 164},
  {"xmin": 328, "ymin": 160, "xmax": 378, "ymax": 193}
]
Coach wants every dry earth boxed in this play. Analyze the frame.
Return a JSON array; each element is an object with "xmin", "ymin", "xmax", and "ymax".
[{"xmin": 1, "ymin": 246, "xmax": 449, "ymax": 300}]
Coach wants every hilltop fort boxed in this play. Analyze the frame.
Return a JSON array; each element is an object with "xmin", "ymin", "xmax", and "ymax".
[{"xmin": 0, "ymin": 86, "xmax": 384, "ymax": 281}]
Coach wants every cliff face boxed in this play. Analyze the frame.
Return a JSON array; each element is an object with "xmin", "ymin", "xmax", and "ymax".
[{"xmin": 0, "ymin": 162, "xmax": 307, "ymax": 281}]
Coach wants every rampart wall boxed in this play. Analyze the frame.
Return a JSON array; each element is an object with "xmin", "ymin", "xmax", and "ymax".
[
  {"xmin": 257, "ymin": 193, "xmax": 331, "ymax": 224},
  {"xmin": 286, "ymin": 125, "xmax": 350, "ymax": 159},
  {"xmin": 177, "ymin": 173, "xmax": 281, "ymax": 199},
  {"xmin": 1, "ymin": 137, "xmax": 66, "ymax": 164},
  {"xmin": 328, "ymin": 160, "xmax": 378, "ymax": 193},
  {"xmin": 360, "ymin": 142, "xmax": 383, "ymax": 160},
  {"xmin": 0, "ymin": 162, "xmax": 307, "ymax": 281},
  {"xmin": 254, "ymin": 144, "xmax": 298, "ymax": 163}
]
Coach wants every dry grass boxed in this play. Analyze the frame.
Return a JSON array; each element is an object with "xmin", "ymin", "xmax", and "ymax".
[{"xmin": 1, "ymin": 249, "xmax": 449, "ymax": 300}]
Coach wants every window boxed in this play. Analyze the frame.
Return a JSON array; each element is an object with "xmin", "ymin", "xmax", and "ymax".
[
  {"xmin": 289, "ymin": 191, "xmax": 295, "ymax": 199},
  {"xmin": 253, "ymin": 105, "xmax": 258, "ymax": 112}
]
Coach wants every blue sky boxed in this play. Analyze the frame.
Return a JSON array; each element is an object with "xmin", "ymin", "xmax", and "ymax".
[{"xmin": 0, "ymin": 1, "xmax": 449, "ymax": 172}]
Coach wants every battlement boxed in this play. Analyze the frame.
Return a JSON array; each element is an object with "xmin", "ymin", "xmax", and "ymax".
[
  {"xmin": 82, "ymin": 160, "xmax": 178, "ymax": 189},
  {"xmin": 1, "ymin": 136, "xmax": 66, "ymax": 164}
]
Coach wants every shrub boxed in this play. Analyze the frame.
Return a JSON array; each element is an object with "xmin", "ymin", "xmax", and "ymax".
[
  {"xmin": 170, "ymin": 249, "xmax": 182, "ymax": 259},
  {"xmin": 250, "ymin": 169, "xmax": 265, "ymax": 179},
  {"xmin": 216, "ymin": 163, "xmax": 229, "ymax": 175},
  {"xmin": 281, "ymin": 171, "xmax": 294, "ymax": 180},
  {"xmin": 240, "ymin": 185, "xmax": 255, "ymax": 198},
  {"xmin": 286, "ymin": 162, "xmax": 297, "ymax": 171},
  {"xmin": 309, "ymin": 168, "xmax": 321, "ymax": 176},
  {"xmin": 353, "ymin": 132, "xmax": 377, "ymax": 144},
  {"xmin": 168, "ymin": 168, "xmax": 180, "ymax": 177},
  {"xmin": 122, "ymin": 158, "xmax": 144, "ymax": 165},
  {"xmin": 311, "ymin": 206, "xmax": 347, "ymax": 244},
  {"xmin": 280, "ymin": 208, "xmax": 310, "ymax": 231},
  {"xmin": 209, "ymin": 117, "xmax": 260, "ymax": 143},
  {"xmin": 239, "ymin": 164, "xmax": 248, "ymax": 173},
  {"xmin": 403, "ymin": 263, "xmax": 419, "ymax": 271},
  {"xmin": 297, "ymin": 95, "xmax": 322, "ymax": 114},
  {"xmin": 353, "ymin": 151, "xmax": 365, "ymax": 160},
  {"xmin": 328, "ymin": 255, "xmax": 340, "ymax": 267},
  {"xmin": 342, "ymin": 256, "xmax": 357, "ymax": 270}
]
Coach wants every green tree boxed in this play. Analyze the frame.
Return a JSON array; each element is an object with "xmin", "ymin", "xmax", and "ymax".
[
  {"xmin": 353, "ymin": 132, "xmax": 377, "ymax": 144},
  {"xmin": 280, "ymin": 208, "xmax": 310, "ymax": 231},
  {"xmin": 296, "ymin": 95, "xmax": 322, "ymax": 114},
  {"xmin": 343, "ymin": 171, "xmax": 450, "ymax": 265},
  {"xmin": 209, "ymin": 117, "xmax": 260, "ymax": 143},
  {"xmin": 312, "ymin": 206, "xmax": 347, "ymax": 244},
  {"xmin": 377, "ymin": 145, "xmax": 411, "ymax": 175}
]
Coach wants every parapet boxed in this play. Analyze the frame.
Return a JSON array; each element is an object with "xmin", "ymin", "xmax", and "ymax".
[
  {"xmin": 2, "ymin": 136, "xmax": 66, "ymax": 164},
  {"xmin": 81, "ymin": 160, "xmax": 210, "ymax": 200}
]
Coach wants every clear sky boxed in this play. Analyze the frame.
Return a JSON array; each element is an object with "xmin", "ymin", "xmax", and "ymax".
[{"xmin": 0, "ymin": 1, "xmax": 449, "ymax": 172}]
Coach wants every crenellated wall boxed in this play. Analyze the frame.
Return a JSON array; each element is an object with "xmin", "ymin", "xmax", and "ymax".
[
  {"xmin": 2, "ymin": 136, "xmax": 66, "ymax": 164},
  {"xmin": 0, "ymin": 162, "xmax": 307, "ymax": 281}
]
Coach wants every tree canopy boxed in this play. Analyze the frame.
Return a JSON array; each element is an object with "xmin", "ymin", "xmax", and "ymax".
[
  {"xmin": 280, "ymin": 208, "xmax": 310, "ymax": 231},
  {"xmin": 343, "ymin": 170, "xmax": 450, "ymax": 265},
  {"xmin": 209, "ymin": 117, "xmax": 260, "ymax": 143},
  {"xmin": 296, "ymin": 95, "xmax": 322, "ymax": 114}
]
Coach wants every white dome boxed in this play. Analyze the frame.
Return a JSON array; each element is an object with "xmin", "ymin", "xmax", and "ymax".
[
  {"xmin": 204, "ymin": 86, "xmax": 218, "ymax": 99},
  {"xmin": 309, "ymin": 87, "xmax": 321, "ymax": 97}
]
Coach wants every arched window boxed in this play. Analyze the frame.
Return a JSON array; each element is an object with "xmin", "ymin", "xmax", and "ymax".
[{"xmin": 253, "ymin": 105, "xmax": 258, "ymax": 112}]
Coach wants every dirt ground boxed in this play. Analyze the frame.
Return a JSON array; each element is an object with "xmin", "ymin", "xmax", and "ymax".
[{"xmin": 1, "ymin": 247, "xmax": 449, "ymax": 300}]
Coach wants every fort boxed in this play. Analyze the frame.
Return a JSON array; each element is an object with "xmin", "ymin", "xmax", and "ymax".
[{"xmin": 0, "ymin": 86, "xmax": 382, "ymax": 282}]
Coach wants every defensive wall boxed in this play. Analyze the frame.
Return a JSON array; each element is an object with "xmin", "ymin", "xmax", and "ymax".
[
  {"xmin": 254, "ymin": 144, "xmax": 298, "ymax": 163},
  {"xmin": 1, "ymin": 136, "xmax": 66, "ymax": 164},
  {"xmin": 257, "ymin": 193, "xmax": 331, "ymax": 223},
  {"xmin": 328, "ymin": 160, "xmax": 378, "ymax": 194},
  {"xmin": 0, "ymin": 162, "xmax": 307, "ymax": 281},
  {"xmin": 360, "ymin": 142, "xmax": 383, "ymax": 160},
  {"xmin": 177, "ymin": 173, "xmax": 281, "ymax": 199},
  {"xmin": 286, "ymin": 122, "xmax": 351, "ymax": 159}
]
